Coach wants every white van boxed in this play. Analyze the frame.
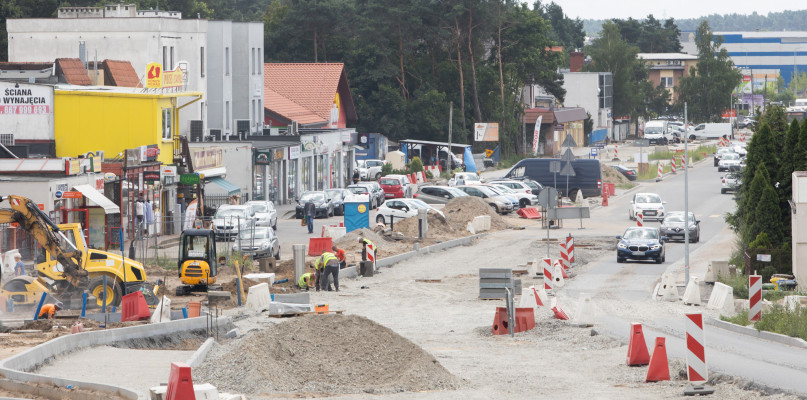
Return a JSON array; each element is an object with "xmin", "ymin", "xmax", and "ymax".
[
  {"xmin": 690, "ymin": 123, "xmax": 731, "ymax": 140},
  {"xmin": 643, "ymin": 120, "xmax": 674, "ymax": 145}
]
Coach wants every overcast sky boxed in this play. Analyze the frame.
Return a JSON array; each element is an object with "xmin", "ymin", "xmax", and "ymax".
[{"xmin": 549, "ymin": 1, "xmax": 806, "ymax": 20}]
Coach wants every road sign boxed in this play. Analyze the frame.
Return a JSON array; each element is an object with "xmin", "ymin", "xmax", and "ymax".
[
  {"xmin": 560, "ymin": 162, "xmax": 576, "ymax": 177},
  {"xmin": 634, "ymin": 139, "xmax": 651, "ymax": 147},
  {"xmin": 549, "ymin": 161, "xmax": 561, "ymax": 173},
  {"xmin": 561, "ymin": 135, "xmax": 578, "ymax": 148},
  {"xmin": 538, "ymin": 187, "xmax": 559, "ymax": 209},
  {"xmin": 590, "ymin": 148, "xmax": 599, "ymax": 157},
  {"xmin": 180, "ymin": 173, "xmax": 201, "ymax": 185},
  {"xmin": 561, "ymin": 148, "xmax": 575, "ymax": 162}
]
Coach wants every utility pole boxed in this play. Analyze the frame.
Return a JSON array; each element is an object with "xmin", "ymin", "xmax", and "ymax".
[
  {"xmin": 684, "ymin": 102, "xmax": 690, "ymax": 286},
  {"xmin": 448, "ymin": 101, "xmax": 453, "ymax": 171}
]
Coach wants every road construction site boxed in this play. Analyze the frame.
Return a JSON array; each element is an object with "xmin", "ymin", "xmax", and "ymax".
[{"xmin": 2, "ymin": 137, "xmax": 807, "ymax": 399}]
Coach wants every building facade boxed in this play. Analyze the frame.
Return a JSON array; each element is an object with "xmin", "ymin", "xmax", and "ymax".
[
  {"xmin": 562, "ymin": 72, "xmax": 613, "ymax": 140},
  {"xmin": 637, "ymin": 53, "xmax": 698, "ymax": 103}
]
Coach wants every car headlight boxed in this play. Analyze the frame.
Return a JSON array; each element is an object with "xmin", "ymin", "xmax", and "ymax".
[
  {"xmin": 650, "ymin": 244, "xmax": 661, "ymax": 250},
  {"xmin": 618, "ymin": 243, "xmax": 627, "ymax": 249},
  {"xmin": 259, "ymin": 242, "xmax": 270, "ymax": 250}
]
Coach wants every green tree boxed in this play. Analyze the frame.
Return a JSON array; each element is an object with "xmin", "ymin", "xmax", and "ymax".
[
  {"xmin": 539, "ymin": 1, "xmax": 585, "ymax": 50},
  {"xmin": 611, "ymin": 15, "xmax": 681, "ymax": 53},
  {"xmin": 742, "ymin": 163, "xmax": 772, "ymax": 245},
  {"xmin": 747, "ymin": 180, "xmax": 784, "ymax": 246},
  {"xmin": 676, "ymin": 21, "xmax": 741, "ymax": 122},
  {"xmin": 777, "ymin": 119, "xmax": 801, "ymax": 240},
  {"xmin": 728, "ymin": 123, "xmax": 776, "ymax": 233}
]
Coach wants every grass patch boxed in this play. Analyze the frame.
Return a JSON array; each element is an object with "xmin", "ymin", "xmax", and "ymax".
[
  {"xmin": 721, "ymin": 309, "xmax": 750, "ymax": 325},
  {"xmin": 755, "ymin": 305, "xmax": 807, "ymax": 341},
  {"xmin": 617, "ymin": 182, "xmax": 637, "ymax": 190},
  {"xmin": 719, "ymin": 272, "xmax": 749, "ymax": 299},
  {"xmin": 637, "ymin": 145, "xmax": 719, "ymax": 179}
]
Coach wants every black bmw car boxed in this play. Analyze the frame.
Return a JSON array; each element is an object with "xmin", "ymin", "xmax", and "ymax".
[
  {"xmin": 295, "ymin": 191, "xmax": 335, "ymax": 219},
  {"xmin": 616, "ymin": 227, "xmax": 667, "ymax": 264}
]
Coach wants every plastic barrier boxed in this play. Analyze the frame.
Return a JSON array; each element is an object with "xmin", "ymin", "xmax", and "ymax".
[
  {"xmin": 491, "ymin": 307, "xmax": 509, "ymax": 335},
  {"xmin": 246, "ymin": 283, "xmax": 272, "ymax": 310},
  {"xmin": 682, "ymin": 277, "xmax": 701, "ymax": 306},
  {"xmin": 121, "ymin": 291, "xmax": 151, "ymax": 322},
  {"xmin": 749, "ymin": 275, "xmax": 762, "ymax": 321},
  {"xmin": 165, "ymin": 362, "xmax": 195, "ymax": 400},
  {"xmin": 187, "ymin": 302, "xmax": 201, "ymax": 318},
  {"xmin": 566, "ymin": 235, "xmax": 575, "ymax": 263},
  {"xmin": 706, "ymin": 282, "xmax": 735, "ymax": 317},
  {"xmin": 685, "ymin": 313, "xmax": 708, "ymax": 382},
  {"xmin": 603, "ymin": 183, "xmax": 615, "ymax": 196},
  {"xmin": 626, "ymin": 322, "xmax": 650, "ymax": 366},
  {"xmin": 517, "ymin": 207, "xmax": 542, "ymax": 219},
  {"xmin": 542, "ymin": 258, "xmax": 553, "ymax": 292},
  {"xmin": 307, "ymin": 237, "xmax": 334, "ymax": 256},
  {"xmin": 572, "ymin": 294, "xmax": 595, "ymax": 326},
  {"xmin": 646, "ymin": 337, "xmax": 671, "ymax": 382},
  {"xmin": 491, "ymin": 307, "xmax": 535, "ymax": 335},
  {"xmin": 550, "ymin": 298, "xmax": 569, "ymax": 320}
]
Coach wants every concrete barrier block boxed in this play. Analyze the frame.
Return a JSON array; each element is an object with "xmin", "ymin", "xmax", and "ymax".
[
  {"xmin": 472, "ymin": 215, "xmax": 491, "ymax": 232},
  {"xmin": 682, "ymin": 277, "xmax": 702, "ymax": 306},
  {"xmin": 245, "ymin": 283, "xmax": 272, "ymax": 310},
  {"xmin": 658, "ymin": 273, "xmax": 678, "ymax": 302},
  {"xmin": 324, "ymin": 226, "xmax": 347, "ymax": 242},
  {"xmin": 272, "ymin": 293, "xmax": 310, "ymax": 304},
  {"xmin": 150, "ymin": 296, "xmax": 172, "ymax": 323},
  {"xmin": 711, "ymin": 260, "xmax": 730, "ymax": 280},
  {"xmin": 518, "ymin": 288, "xmax": 536, "ymax": 309},
  {"xmin": 340, "ymin": 265, "xmax": 359, "ymax": 279},
  {"xmin": 572, "ymin": 293, "xmax": 596, "ymax": 326},
  {"xmin": 243, "ymin": 273, "xmax": 276, "ymax": 285}
]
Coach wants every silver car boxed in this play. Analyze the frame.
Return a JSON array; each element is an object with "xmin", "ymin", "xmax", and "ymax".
[
  {"xmin": 233, "ymin": 227, "xmax": 280, "ymax": 259},
  {"xmin": 415, "ymin": 185, "xmax": 468, "ymax": 204},
  {"xmin": 456, "ymin": 185, "xmax": 514, "ymax": 214},
  {"xmin": 489, "ymin": 183, "xmax": 538, "ymax": 208},
  {"xmin": 245, "ymin": 200, "xmax": 278, "ymax": 230},
  {"xmin": 213, "ymin": 205, "xmax": 256, "ymax": 241}
]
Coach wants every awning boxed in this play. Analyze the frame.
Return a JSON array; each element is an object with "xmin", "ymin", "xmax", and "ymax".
[
  {"xmin": 73, "ymin": 184, "xmax": 120, "ymax": 214},
  {"xmin": 207, "ymin": 177, "xmax": 241, "ymax": 195},
  {"xmin": 196, "ymin": 167, "xmax": 226, "ymax": 178}
]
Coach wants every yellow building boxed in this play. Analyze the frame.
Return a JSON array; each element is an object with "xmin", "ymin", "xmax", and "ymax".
[
  {"xmin": 637, "ymin": 53, "xmax": 699, "ymax": 103},
  {"xmin": 54, "ymin": 86, "xmax": 202, "ymax": 163}
]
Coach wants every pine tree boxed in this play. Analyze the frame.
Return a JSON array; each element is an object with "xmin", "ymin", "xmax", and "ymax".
[
  {"xmin": 747, "ymin": 183, "xmax": 784, "ymax": 247},
  {"xmin": 743, "ymin": 163, "xmax": 771, "ymax": 245},
  {"xmin": 777, "ymin": 119, "xmax": 801, "ymax": 241}
]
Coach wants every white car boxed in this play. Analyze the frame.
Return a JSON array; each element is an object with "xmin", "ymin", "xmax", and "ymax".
[
  {"xmin": 628, "ymin": 193, "xmax": 666, "ymax": 221},
  {"xmin": 245, "ymin": 200, "xmax": 278, "ymax": 230},
  {"xmin": 356, "ymin": 159, "xmax": 386, "ymax": 181},
  {"xmin": 213, "ymin": 205, "xmax": 257, "ymax": 241},
  {"xmin": 232, "ymin": 226, "xmax": 280, "ymax": 259},
  {"xmin": 490, "ymin": 179, "xmax": 542, "ymax": 196},
  {"xmin": 718, "ymin": 153, "xmax": 742, "ymax": 172},
  {"xmin": 449, "ymin": 172, "xmax": 482, "ymax": 186},
  {"xmin": 721, "ymin": 173, "xmax": 740, "ymax": 194},
  {"xmin": 375, "ymin": 198, "xmax": 444, "ymax": 225},
  {"xmin": 730, "ymin": 143, "xmax": 747, "ymax": 157},
  {"xmin": 489, "ymin": 183, "xmax": 538, "ymax": 209}
]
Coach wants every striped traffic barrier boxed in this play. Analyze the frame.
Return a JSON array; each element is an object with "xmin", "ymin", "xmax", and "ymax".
[
  {"xmin": 367, "ymin": 243, "xmax": 376, "ymax": 271},
  {"xmin": 542, "ymin": 257, "xmax": 553, "ymax": 292},
  {"xmin": 671, "ymin": 157, "xmax": 676, "ymax": 174},
  {"xmin": 559, "ymin": 243, "xmax": 569, "ymax": 270},
  {"xmin": 685, "ymin": 313, "xmax": 708, "ymax": 382},
  {"xmin": 656, "ymin": 162, "xmax": 663, "ymax": 181},
  {"xmin": 637, "ymin": 212, "xmax": 643, "ymax": 227},
  {"xmin": 749, "ymin": 275, "xmax": 762, "ymax": 322},
  {"xmin": 566, "ymin": 235, "xmax": 575, "ymax": 263}
]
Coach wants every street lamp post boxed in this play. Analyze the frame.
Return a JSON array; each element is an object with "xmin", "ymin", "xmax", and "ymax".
[{"xmin": 684, "ymin": 102, "xmax": 690, "ymax": 286}]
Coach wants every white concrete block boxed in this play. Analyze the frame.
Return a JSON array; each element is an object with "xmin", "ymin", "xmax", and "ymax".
[
  {"xmin": 472, "ymin": 215, "xmax": 491, "ymax": 232},
  {"xmin": 150, "ymin": 296, "xmax": 172, "ymax": 323},
  {"xmin": 658, "ymin": 273, "xmax": 678, "ymax": 302},
  {"xmin": 324, "ymin": 226, "xmax": 346, "ymax": 241},
  {"xmin": 193, "ymin": 383, "xmax": 220, "ymax": 399},
  {"xmin": 466, "ymin": 222, "xmax": 475, "ymax": 234},
  {"xmin": 572, "ymin": 293, "xmax": 596, "ymax": 326},
  {"xmin": 245, "ymin": 282, "xmax": 271, "ymax": 310},
  {"xmin": 519, "ymin": 287, "xmax": 536, "ymax": 309},
  {"xmin": 682, "ymin": 277, "xmax": 701, "ymax": 306},
  {"xmin": 243, "ymin": 273, "xmax": 276, "ymax": 285},
  {"xmin": 706, "ymin": 282, "xmax": 735, "ymax": 317}
]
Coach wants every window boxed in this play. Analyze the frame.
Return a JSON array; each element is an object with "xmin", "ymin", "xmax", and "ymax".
[
  {"xmin": 251, "ymin": 48, "xmax": 255, "ymax": 75},
  {"xmin": 162, "ymin": 109, "xmax": 172, "ymax": 139},
  {"xmin": 162, "ymin": 46, "xmax": 168, "ymax": 68},
  {"xmin": 661, "ymin": 77, "xmax": 673, "ymax": 88},
  {"xmin": 225, "ymin": 47, "xmax": 230, "ymax": 75},
  {"xmin": 200, "ymin": 102, "xmax": 205, "ymax": 120},
  {"xmin": 170, "ymin": 47, "xmax": 174, "ymax": 70},
  {"xmin": 258, "ymin": 49, "xmax": 262, "ymax": 73},
  {"xmin": 226, "ymin": 101, "xmax": 231, "ymax": 130},
  {"xmin": 200, "ymin": 47, "xmax": 205, "ymax": 77},
  {"xmin": 252, "ymin": 99, "xmax": 256, "ymax": 122}
]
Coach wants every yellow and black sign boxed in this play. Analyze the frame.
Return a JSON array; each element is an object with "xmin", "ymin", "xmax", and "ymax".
[
  {"xmin": 485, "ymin": 149, "xmax": 494, "ymax": 158},
  {"xmin": 357, "ymin": 204, "xmax": 367, "ymax": 213},
  {"xmin": 146, "ymin": 62, "xmax": 162, "ymax": 88}
]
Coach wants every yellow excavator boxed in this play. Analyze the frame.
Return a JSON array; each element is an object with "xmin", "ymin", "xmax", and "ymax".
[
  {"xmin": 0, "ymin": 195, "xmax": 154, "ymax": 307},
  {"xmin": 175, "ymin": 229, "xmax": 221, "ymax": 295}
]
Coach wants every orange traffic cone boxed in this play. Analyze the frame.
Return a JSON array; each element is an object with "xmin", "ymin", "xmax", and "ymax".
[
  {"xmin": 602, "ymin": 191, "xmax": 609, "ymax": 206},
  {"xmin": 626, "ymin": 322, "xmax": 650, "ymax": 366},
  {"xmin": 645, "ymin": 337, "xmax": 671, "ymax": 382}
]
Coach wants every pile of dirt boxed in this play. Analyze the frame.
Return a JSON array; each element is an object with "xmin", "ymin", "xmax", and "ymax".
[
  {"xmin": 601, "ymin": 163, "xmax": 631, "ymax": 185},
  {"xmin": 442, "ymin": 196, "xmax": 510, "ymax": 230},
  {"xmin": 333, "ymin": 228, "xmax": 411, "ymax": 259},
  {"xmin": 392, "ymin": 211, "xmax": 466, "ymax": 240},
  {"xmin": 18, "ymin": 320, "xmax": 56, "ymax": 331},
  {"xmin": 143, "ymin": 263, "xmax": 172, "ymax": 278},
  {"xmin": 219, "ymin": 277, "xmax": 261, "ymax": 294},
  {"xmin": 194, "ymin": 314, "xmax": 461, "ymax": 395}
]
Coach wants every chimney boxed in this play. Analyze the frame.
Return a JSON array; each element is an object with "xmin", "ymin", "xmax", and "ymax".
[{"xmin": 570, "ymin": 52, "xmax": 584, "ymax": 73}]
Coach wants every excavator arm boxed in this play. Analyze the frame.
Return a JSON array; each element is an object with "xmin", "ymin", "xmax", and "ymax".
[{"xmin": 0, "ymin": 195, "xmax": 86, "ymax": 287}]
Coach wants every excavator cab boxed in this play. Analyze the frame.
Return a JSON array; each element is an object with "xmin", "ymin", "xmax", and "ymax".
[{"xmin": 176, "ymin": 229, "xmax": 220, "ymax": 296}]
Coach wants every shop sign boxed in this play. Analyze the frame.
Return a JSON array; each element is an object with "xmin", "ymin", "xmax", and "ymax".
[
  {"xmin": 0, "ymin": 84, "xmax": 52, "ymax": 115},
  {"xmin": 180, "ymin": 173, "xmax": 201, "ymax": 185},
  {"xmin": 160, "ymin": 166, "xmax": 177, "ymax": 177},
  {"xmin": 65, "ymin": 159, "xmax": 80, "ymax": 176},
  {"xmin": 58, "ymin": 191, "xmax": 82, "ymax": 199},
  {"xmin": 163, "ymin": 67, "xmax": 184, "ymax": 88},
  {"xmin": 124, "ymin": 148, "xmax": 140, "ymax": 168},
  {"xmin": 319, "ymin": 143, "xmax": 330, "ymax": 155},
  {"xmin": 288, "ymin": 146, "xmax": 300, "ymax": 160},
  {"xmin": 143, "ymin": 170, "xmax": 161, "ymax": 182},
  {"xmin": 340, "ymin": 131, "xmax": 352, "ymax": 143},
  {"xmin": 88, "ymin": 155, "xmax": 102, "ymax": 173},
  {"xmin": 273, "ymin": 148, "xmax": 285, "ymax": 161},
  {"xmin": 94, "ymin": 176, "xmax": 104, "ymax": 190},
  {"xmin": 146, "ymin": 62, "xmax": 163, "ymax": 89},
  {"xmin": 104, "ymin": 172, "xmax": 117, "ymax": 182},
  {"xmin": 254, "ymin": 149, "xmax": 273, "ymax": 165},
  {"xmin": 140, "ymin": 144, "xmax": 160, "ymax": 162},
  {"xmin": 302, "ymin": 141, "xmax": 316, "ymax": 152},
  {"xmin": 193, "ymin": 148, "xmax": 223, "ymax": 170}
]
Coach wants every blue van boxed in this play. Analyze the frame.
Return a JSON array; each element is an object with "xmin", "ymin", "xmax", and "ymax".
[{"xmin": 503, "ymin": 158, "xmax": 602, "ymax": 199}]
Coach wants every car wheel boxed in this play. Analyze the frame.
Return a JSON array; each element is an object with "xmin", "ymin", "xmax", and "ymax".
[
  {"xmin": 690, "ymin": 134, "xmax": 696, "ymax": 140},
  {"xmin": 275, "ymin": 247, "xmax": 281, "ymax": 260},
  {"xmin": 520, "ymin": 199, "xmax": 529, "ymax": 209},
  {"xmin": 662, "ymin": 138, "xmax": 668, "ymax": 145},
  {"xmin": 328, "ymin": 207, "xmax": 334, "ymax": 218},
  {"xmin": 491, "ymin": 204, "xmax": 500, "ymax": 214},
  {"xmin": 376, "ymin": 215, "xmax": 385, "ymax": 225},
  {"xmin": 617, "ymin": 257, "xmax": 624, "ymax": 263},
  {"xmin": 721, "ymin": 188, "xmax": 727, "ymax": 194},
  {"xmin": 568, "ymin": 189, "xmax": 579, "ymax": 201},
  {"xmin": 656, "ymin": 255, "xmax": 663, "ymax": 264},
  {"xmin": 375, "ymin": 172, "xmax": 381, "ymax": 180},
  {"xmin": 629, "ymin": 210, "xmax": 634, "ymax": 220}
]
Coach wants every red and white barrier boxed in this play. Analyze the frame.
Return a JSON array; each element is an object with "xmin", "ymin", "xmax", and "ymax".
[
  {"xmin": 613, "ymin": 145, "xmax": 619, "ymax": 161},
  {"xmin": 656, "ymin": 162, "xmax": 663, "ymax": 181},
  {"xmin": 550, "ymin": 298, "xmax": 570, "ymax": 320},
  {"xmin": 532, "ymin": 285, "xmax": 548, "ymax": 306},
  {"xmin": 671, "ymin": 157, "xmax": 676, "ymax": 174},
  {"xmin": 637, "ymin": 212, "xmax": 643, "ymax": 227},
  {"xmin": 566, "ymin": 235, "xmax": 575, "ymax": 263},
  {"xmin": 542, "ymin": 257, "xmax": 553, "ymax": 292},
  {"xmin": 552, "ymin": 260, "xmax": 566, "ymax": 286},
  {"xmin": 685, "ymin": 313, "xmax": 708, "ymax": 382},
  {"xmin": 680, "ymin": 155, "xmax": 686, "ymax": 170},
  {"xmin": 367, "ymin": 243, "xmax": 376, "ymax": 270},
  {"xmin": 749, "ymin": 275, "xmax": 762, "ymax": 322},
  {"xmin": 559, "ymin": 243, "xmax": 570, "ymax": 269}
]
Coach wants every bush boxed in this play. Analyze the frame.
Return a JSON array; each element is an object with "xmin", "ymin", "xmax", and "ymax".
[
  {"xmin": 381, "ymin": 162, "xmax": 393, "ymax": 176},
  {"xmin": 425, "ymin": 170, "xmax": 433, "ymax": 179},
  {"xmin": 410, "ymin": 157, "xmax": 424, "ymax": 173},
  {"xmin": 718, "ymin": 272, "xmax": 749, "ymax": 299}
]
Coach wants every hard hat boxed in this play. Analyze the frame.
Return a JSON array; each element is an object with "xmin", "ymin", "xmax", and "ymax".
[{"xmin": 55, "ymin": 301, "xmax": 64, "ymax": 309}]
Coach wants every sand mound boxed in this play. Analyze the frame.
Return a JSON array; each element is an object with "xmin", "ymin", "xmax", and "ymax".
[
  {"xmin": 194, "ymin": 314, "xmax": 460, "ymax": 395},
  {"xmin": 443, "ymin": 196, "xmax": 510, "ymax": 230},
  {"xmin": 393, "ymin": 211, "xmax": 462, "ymax": 239},
  {"xmin": 602, "ymin": 163, "xmax": 630, "ymax": 185},
  {"xmin": 333, "ymin": 228, "xmax": 411, "ymax": 258}
]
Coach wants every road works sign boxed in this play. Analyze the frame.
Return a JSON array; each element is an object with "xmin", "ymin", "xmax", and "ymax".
[{"xmin": 146, "ymin": 62, "xmax": 163, "ymax": 88}]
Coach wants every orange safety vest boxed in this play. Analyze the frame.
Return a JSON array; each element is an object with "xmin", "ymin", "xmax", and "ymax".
[{"xmin": 39, "ymin": 304, "xmax": 56, "ymax": 318}]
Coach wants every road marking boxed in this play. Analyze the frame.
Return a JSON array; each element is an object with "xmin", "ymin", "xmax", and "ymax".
[{"xmin": 709, "ymin": 215, "xmax": 722, "ymax": 218}]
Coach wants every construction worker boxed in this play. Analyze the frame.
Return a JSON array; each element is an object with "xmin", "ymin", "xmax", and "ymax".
[
  {"xmin": 13, "ymin": 254, "xmax": 24, "ymax": 276},
  {"xmin": 332, "ymin": 245, "xmax": 346, "ymax": 269},
  {"xmin": 359, "ymin": 236, "xmax": 375, "ymax": 262},
  {"xmin": 315, "ymin": 251, "xmax": 340, "ymax": 291},
  {"xmin": 298, "ymin": 272, "xmax": 316, "ymax": 291},
  {"xmin": 38, "ymin": 302, "xmax": 63, "ymax": 319}
]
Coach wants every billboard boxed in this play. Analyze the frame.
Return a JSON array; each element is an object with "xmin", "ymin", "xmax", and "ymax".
[{"xmin": 474, "ymin": 123, "xmax": 499, "ymax": 142}]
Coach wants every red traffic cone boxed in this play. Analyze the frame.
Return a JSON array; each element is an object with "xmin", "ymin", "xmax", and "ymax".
[
  {"xmin": 645, "ymin": 337, "xmax": 671, "ymax": 382},
  {"xmin": 602, "ymin": 191, "xmax": 609, "ymax": 206},
  {"xmin": 626, "ymin": 322, "xmax": 650, "ymax": 366}
]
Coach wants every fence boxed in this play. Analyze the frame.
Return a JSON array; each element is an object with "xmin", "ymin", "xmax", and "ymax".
[{"xmin": 744, "ymin": 248, "xmax": 790, "ymax": 279}]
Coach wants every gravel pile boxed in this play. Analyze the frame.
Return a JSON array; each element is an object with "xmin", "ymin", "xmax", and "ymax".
[
  {"xmin": 194, "ymin": 314, "xmax": 461, "ymax": 395},
  {"xmin": 602, "ymin": 163, "xmax": 632, "ymax": 185},
  {"xmin": 392, "ymin": 211, "xmax": 464, "ymax": 239},
  {"xmin": 442, "ymin": 196, "xmax": 510, "ymax": 230},
  {"xmin": 334, "ymin": 228, "xmax": 411, "ymax": 258}
]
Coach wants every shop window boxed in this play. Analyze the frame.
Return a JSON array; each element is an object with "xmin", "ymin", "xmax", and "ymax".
[{"xmin": 162, "ymin": 109, "xmax": 172, "ymax": 139}]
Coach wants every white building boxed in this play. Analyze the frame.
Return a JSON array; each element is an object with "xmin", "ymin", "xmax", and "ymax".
[{"xmin": 562, "ymin": 72, "xmax": 615, "ymax": 140}]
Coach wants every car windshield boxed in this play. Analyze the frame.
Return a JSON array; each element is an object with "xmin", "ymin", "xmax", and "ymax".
[
  {"xmin": 635, "ymin": 194, "xmax": 661, "ymax": 204},
  {"xmin": 325, "ymin": 190, "xmax": 344, "ymax": 200},
  {"xmin": 664, "ymin": 214, "xmax": 694, "ymax": 223},
  {"xmin": 380, "ymin": 178, "xmax": 400, "ymax": 186},
  {"xmin": 458, "ymin": 174, "xmax": 479, "ymax": 182},
  {"xmin": 623, "ymin": 229, "xmax": 659, "ymax": 240},
  {"xmin": 249, "ymin": 203, "xmax": 267, "ymax": 213},
  {"xmin": 238, "ymin": 229, "xmax": 272, "ymax": 239},
  {"xmin": 349, "ymin": 187, "xmax": 368, "ymax": 194},
  {"xmin": 723, "ymin": 153, "xmax": 739, "ymax": 160},
  {"xmin": 493, "ymin": 185, "xmax": 515, "ymax": 193},
  {"xmin": 409, "ymin": 199, "xmax": 431, "ymax": 209},
  {"xmin": 216, "ymin": 208, "xmax": 247, "ymax": 218},
  {"xmin": 645, "ymin": 126, "xmax": 664, "ymax": 134},
  {"xmin": 444, "ymin": 187, "xmax": 467, "ymax": 197},
  {"xmin": 301, "ymin": 192, "xmax": 325, "ymax": 202},
  {"xmin": 523, "ymin": 181, "xmax": 541, "ymax": 190},
  {"xmin": 476, "ymin": 186, "xmax": 498, "ymax": 196}
]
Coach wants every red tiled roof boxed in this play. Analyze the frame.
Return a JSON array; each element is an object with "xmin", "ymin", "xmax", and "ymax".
[
  {"xmin": 102, "ymin": 60, "xmax": 141, "ymax": 87},
  {"xmin": 263, "ymin": 63, "xmax": 358, "ymax": 125},
  {"xmin": 55, "ymin": 58, "xmax": 92, "ymax": 85}
]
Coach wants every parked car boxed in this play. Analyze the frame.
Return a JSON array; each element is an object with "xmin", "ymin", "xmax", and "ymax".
[
  {"xmin": 232, "ymin": 226, "xmax": 280, "ymax": 259},
  {"xmin": 721, "ymin": 173, "xmax": 740, "ymax": 194},
  {"xmin": 713, "ymin": 147, "xmax": 735, "ymax": 166},
  {"xmin": 611, "ymin": 165, "xmax": 637, "ymax": 181},
  {"xmin": 644, "ymin": 120, "xmax": 674, "ymax": 145},
  {"xmin": 489, "ymin": 179, "xmax": 543, "ymax": 195},
  {"xmin": 384, "ymin": 174, "xmax": 414, "ymax": 197},
  {"xmin": 718, "ymin": 152, "xmax": 742, "ymax": 172},
  {"xmin": 245, "ymin": 200, "xmax": 278, "ymax": 230},
  {"xmin": 213, "ymin": 205, "xmax": 257, "ymax": 241},
  {"xmin": 415, "ymin": 185, "xmax": 469, "ymax": 204},
  {"xmin": 738, "ymin": 117, "xmax": 757, "ymax": 129},
  {"xmin": 730, "ymin": 143, "xmax": 747, "ymax": 158},
  {"xmin": 628, "ymin": 192, "xmax": 666, "ymax": 221},
  {"xmin": 449, "ymin": 172, "xmax": 483, "ymax": 186},
  {"xmin": 380, "ymin": 176, "xmax": 408, "ymax": 199},
  {"xmin": 489, "ymin": 183, "xmax": 538, "ymax": 208},
  {"xmin": 347, "ymin": 185, "xmax": 376, "ymax": 209},
  {"xmin": 482, "ymin": 185, "xmax": 520, "ymax": 210},
  {"xmin": 691, "ymin": 122, "xmax": 731, "ymax": 140},
  {"xmin": 325, "ymin": 188, "xmax": 351, "ymax": 216},
  {"xmin": 616, "ymin": 226, "xmax": 667, "ymax": 264},
  {"xmin": 355, "ymin": 159, "xmax": 386, "ymax": 181},
  {"xmin": 503, "ymin": 158, "xmax": 603, "ymax": 199},
  {"xmin": 375, "ymin": 198, "xmax": 444, "ymax": 225},
  {"xmin": 295, "ymin": 191, "xmax": 335, "ymax": 218},
  {"xmin": 356, "ymin": 181, "xmax": 385, "ymax": 207},
  {"xmin": 660, "ymin": 211, "xmax": 700, "ymax": 243},
  {"xmin": 456, "ymin": 185, "xmax": 514, "ymax": 214}
]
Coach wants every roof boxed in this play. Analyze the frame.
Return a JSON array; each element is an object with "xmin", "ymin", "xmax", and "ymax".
[
  {"xmin": 523, "ymin": 108, "xmax": 555, "ymax": 124},
  {"xmin": 102, "ymin": 60, "xmax": 141, "ymax": 87},
  {"xmin": 264, "ymin": 63, "xmax": 358, "ymax": 125},
  {"xmin": 0, "ymin": 62, "xmax": 53, "ymax": 71},
  {"xmin": 637, "ymin": 53, "xmax": 698, "ymax": 61},
  {"xmin": 55, "ymin": 58, "xmax": 92, "ymax": 85},
  {"xmin": 554, "ymin": 107, "xmax": 587, "ymax": 123},
  {"xmin": 398, "ymin": 139, "xmax": 471, "ymax": 148}
]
